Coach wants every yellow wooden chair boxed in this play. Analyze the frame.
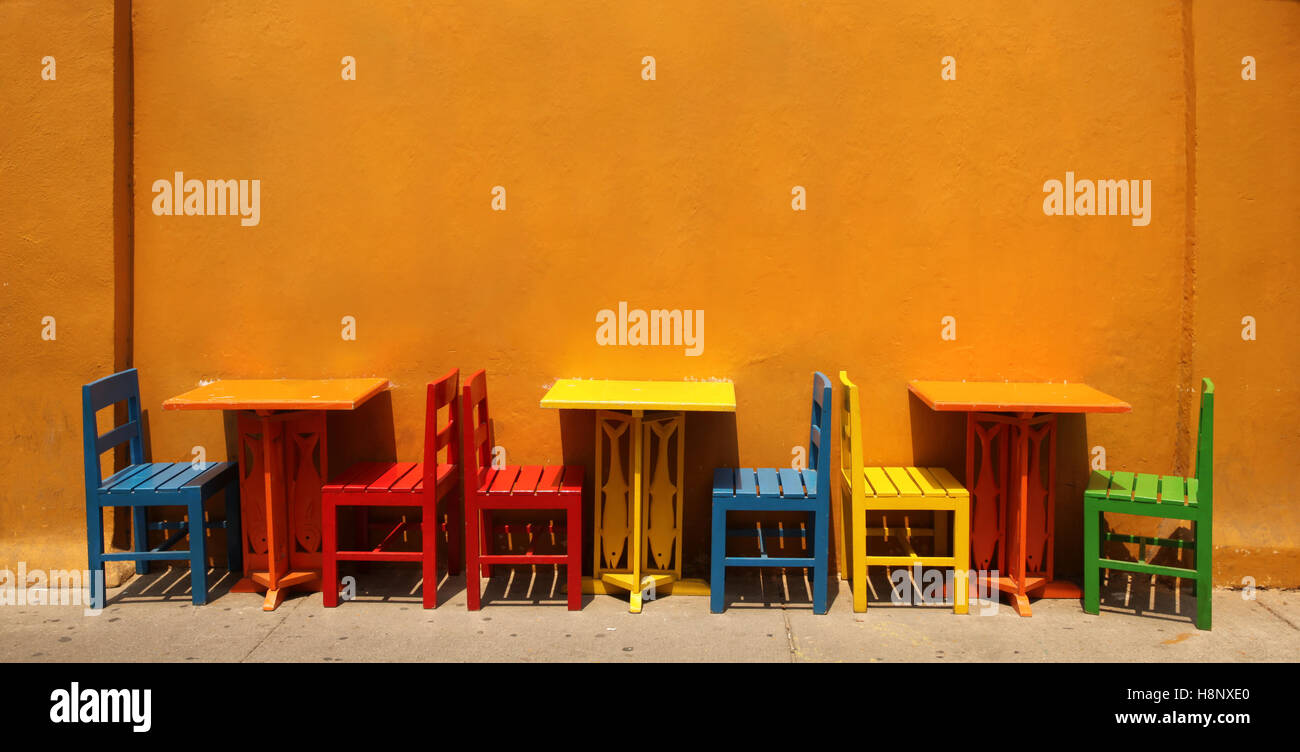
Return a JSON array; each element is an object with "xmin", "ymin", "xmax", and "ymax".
[{"xmin": 838, "ymin": 371, "xmax": 970, "ymax": 613}]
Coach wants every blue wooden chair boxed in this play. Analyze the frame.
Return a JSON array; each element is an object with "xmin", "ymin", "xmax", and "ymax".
[
  {"xmin": 711, "ymin": 372, "xmax": 833, "ymax": 614},
  {"xmin": 82, "ymin": 368, "xmax": 241, "ymax": 608}
]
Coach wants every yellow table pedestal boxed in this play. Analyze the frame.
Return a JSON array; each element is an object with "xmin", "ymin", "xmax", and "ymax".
[
  {"xmin": 592, "ymin": 410, "xmax": 704, "ymax": 613},
  {"xmin": 538, "ymin": 379, "xmax": 737, "ymax": 614}
]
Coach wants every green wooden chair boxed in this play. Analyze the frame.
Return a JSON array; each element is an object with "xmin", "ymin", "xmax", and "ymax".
[{"xmin": 1083, "ymin": 377, "xmax": 1214, "ymax": 630}]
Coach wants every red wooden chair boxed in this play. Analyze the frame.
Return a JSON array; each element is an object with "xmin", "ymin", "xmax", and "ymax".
[
  {"xmin": 461, "ymin": 369, "xmax": 583, "ymax": 610},
  {"xmin": 321, "ymin": 369, "xmax": 462, "ymax": 608}
]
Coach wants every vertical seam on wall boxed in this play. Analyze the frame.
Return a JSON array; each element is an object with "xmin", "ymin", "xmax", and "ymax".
[
  {"xmin": 115, "ymin": 0, "xmax": 134, "ymax": 373},
  {"xmin": 1175, "ymin": 0, "xmax": 1198, "ymax": 477}
]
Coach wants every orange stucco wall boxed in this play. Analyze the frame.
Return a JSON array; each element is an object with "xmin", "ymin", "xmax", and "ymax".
[
  {"xmin": 2, "ymin": 1, "xmax": 1297, "ymax": 585},
  {"xmin": 0, "ymin": 0, "xmax": 125, "ymax": 574}
]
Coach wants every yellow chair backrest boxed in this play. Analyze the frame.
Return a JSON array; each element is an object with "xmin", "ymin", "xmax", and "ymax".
[{"xmin": 838, "ymin": 371, "xmax": 864, "ymax": 574}]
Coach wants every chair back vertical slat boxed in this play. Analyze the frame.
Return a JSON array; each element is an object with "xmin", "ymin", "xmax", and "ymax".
[
  {"xmin": 1194, "ymin": 377, "xmax": 1214, "ymax": 509},
  {"xmin": 837, "ymin": 371, "xmax": 866, "ymax": 510},
  {"xmin": 460, "ymin": 369, "xmax": 494, "ymax": 490},
  {"xmin": 424, "ymin": 368, "xmax": 461, "ymax": 488},
  {"xmin": 810, "ymin": 371, "xmax": 833, "ymax": 499}
]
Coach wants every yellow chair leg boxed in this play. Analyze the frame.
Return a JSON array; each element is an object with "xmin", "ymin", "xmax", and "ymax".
[{"xmin": 953, "ymin": 503, "xmax": 970, "ymax": 615}]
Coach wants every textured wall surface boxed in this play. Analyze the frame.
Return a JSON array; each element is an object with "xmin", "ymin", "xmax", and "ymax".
[
  {"xmin": 2, "ymin": 1, "xmax": 1296, "ymax": 585},
  {"xmin": 0, "ymin": 0, "xmax": 121, "ymax": 572}
]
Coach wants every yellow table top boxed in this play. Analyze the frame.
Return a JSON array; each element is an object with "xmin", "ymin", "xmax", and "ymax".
[
  {"xmin": 162, "ymin": 378, "xmax": 389, "ymax": 412},
  {"xmin": 540, "ymin": 379, "xmax": 736, "ymax": 412},
  {"xmin": 908, "ymin": 380, "xmax": 1131, "ymax": 414}
]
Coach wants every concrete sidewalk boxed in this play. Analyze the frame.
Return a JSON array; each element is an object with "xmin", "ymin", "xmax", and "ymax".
[{"xmin": 2, "ymin": 567, "xmax": 1296, "ymax": 662}]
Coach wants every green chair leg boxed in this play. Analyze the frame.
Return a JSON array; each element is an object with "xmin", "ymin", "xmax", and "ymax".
[
  {"xmin": 1082, "ymin": 499, "xmax": 1100, "ymax": 615},
  {"xmin": 1194, "ymin": 518, "xmax": 1212, "ymax": 630}
]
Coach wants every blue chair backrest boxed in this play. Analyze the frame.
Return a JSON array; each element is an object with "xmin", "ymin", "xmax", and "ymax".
[
  {"xmin": 81, "ymin": 368, "xmax": 145, "ymax": 489},
  {"xmin": 808, "ymin": 371, "xmax": 833, "ymax": 500}
]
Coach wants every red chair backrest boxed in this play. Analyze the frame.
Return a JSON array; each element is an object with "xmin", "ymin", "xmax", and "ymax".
[
  {"xmin": 459, "ymin": 369, "xmax": 494, "ymax": 491},
  {"xmin": 424, "ymin": 368, "xmax": 461, "ymax": 489}
]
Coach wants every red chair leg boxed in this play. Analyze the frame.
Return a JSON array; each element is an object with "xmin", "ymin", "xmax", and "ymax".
[
  {"xmin": 481, "ymin": 510, "xmax": 493, "ymax": 578},
  {"xmin": 567, "ymin": 499, "xmax": 582, "ymax": 611},
  {"xmin": 465, "ymin": 501, "xmax": 481, "ymax": 611},
  {"xmin": 422, "ymin": 500, "xmax": 438, "ymax": 609},
  {"xmin": 322, "ymin": 496, "xmax": 339, "ymax": 608}
]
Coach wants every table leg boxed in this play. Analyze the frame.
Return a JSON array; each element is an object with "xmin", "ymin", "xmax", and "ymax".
[{"xmin": 629, "ymin": 410, "xmax": 643, "ymax": 613}]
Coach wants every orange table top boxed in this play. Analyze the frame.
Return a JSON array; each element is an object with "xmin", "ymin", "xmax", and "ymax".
[
  {"xmin": 908, "ymin": 380, "xmax": 1131, "ymax": 414},
  {"xmin": 162, "ymin": 378, "xmax": 389, "ymax": 412}
]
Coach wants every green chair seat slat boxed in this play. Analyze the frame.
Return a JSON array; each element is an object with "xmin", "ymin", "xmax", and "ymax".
[
  {"xmin": 1186, "ymin": 477, "xmax": 1199, "ymax": 506},
  {"xmin": 1159, "ymin": 475, "xmax": 1192, "ymax": 506},
  {"xmin": 1108, "ymin": 471, "xmax": 1136, "ymax": 500},
  {"xmin": 1133, "ymin": 473, "xmax": 1160, "ymax": 503},
  {"xmin": 1084, "ymin": 470, "xmax": 1113, "ymax": 497}
]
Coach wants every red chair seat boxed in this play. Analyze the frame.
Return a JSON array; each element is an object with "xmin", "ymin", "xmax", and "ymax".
[
  {"xmin": 324, "ymin": 461, "xmax": 454, "ymax": 495},
  {"xmin": 478, "ymin": 465, "xmax": 584, "ymax": 495}
]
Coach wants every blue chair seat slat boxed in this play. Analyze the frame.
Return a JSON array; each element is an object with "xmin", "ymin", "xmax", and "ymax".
[
  {"xmin": 712, "ymin": 468, "xmax": 735, "ymax": 497},
  {"xmin": 99, "ymin": 463, "xmax": 157, "ymax": 492},
  {"xmin": 801, "ymin": 469, "xmax": 817, "ymax": 494},
  {"xmin": 133, "ymin": 463, "xmax": 192, "ymax": 493},
  {"xmin": 157, "ymin": 463, "xmax": 216, "ymax": 492},
  {"xmin": 756, "ymin": 468, "xmax": 781, "ymax": 497},
  {"xmin": 736, "ymin": 469, "xmax": 757, "ymax": 497},
  {"xmin": 778, "ymin": 468, "xmax": 806, "ymax": 498},
  {"xmin": 106, "ymin": 463, "xmax": 177, "ymax": 493}
]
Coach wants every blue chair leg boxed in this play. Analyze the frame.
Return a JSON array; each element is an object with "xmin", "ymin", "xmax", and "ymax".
[
  {"xmin": 187, "ymin": 498, "xmax": 208, "ymax": 606},
  {"xmin": 86, "ymin": 501, "xmax": 106, "ymax": 610},
  {"xmin": 224, "ymin": 479, "xmax": 243, "ymax": 574},
  {"xmin": 812, "ymin": 507, "xmax": 829, "ymax": 614},
  {"xmin": 710, "ymin": 501, "xmax": 727, "ymax": 613},
  {"xmin": 132, "ymin": 505, "xmax": 149, "ymax": 575}
]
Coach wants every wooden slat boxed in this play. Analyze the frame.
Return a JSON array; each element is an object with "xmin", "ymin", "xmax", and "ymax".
[
  {"xmin": 905, "ymin": 467, "xmax": 947, "ymax": 496},
  {"xmin": 756, "ymin": 468, "xmax": 781, "ymax": 497},
  {"xmin": 712, "ymin": 468, "xmax": 735, "ymax": 497},
  {"xmin": 778, "ymin": 468, "xmax": 806, "ymax": 498},
  {"xmin": 107, "ymin": 464, "xmax": 175, "ymax": 493},
  {"xmin": 100, "ymin": 463, "xmax": 157, "ymax": 492},
  {"xmin": 95, "ymin": 422, "xmax": 139, "ymax": 454},
  {"xmin": 513, "ymin": 466, "xmax": 543, "ymax": 495},
  {"xmin": 1133, "ymin": 473, "xmax": 1160, "ymax": 503},
  {"xmin": 925, "ymin": 466, "xmax": 968, "ymax": 496},
  {"xmin": 736, "ymin": 468, "xmax": 757, "ymax": 497},
  {"xmin": 344, "ymin": 463, "xmax": 392, "ymax": 492},
  {"xmin": 1107, "ymin": 471, "xmax": 1137, "ymax": 501},
  {"xmin": 1186, "ymin": 478, "xmax": 1199, "ymax": 506},
  {"xmin": 323, "ymin": 462, "xmax": 378, "ymax": 492},
  {"xmin": 132, "ymin": 463, "xmax": 191, "ymax": 492},
  {"xmin": 535, "ymin": 466, "xmax": 563, "ymax": 493},
  {"xmin": 1159, "ymin": 475, "xmax": 1187, "ymax": 505},
  {"xmin": 884, "ymin": 467, "xmax": 922, "ymax": 495},
  {"xmin": 559, "ymin": 466, "xmax": 583, "ymax": 493},
  {"xmin": 489, "ymin": 466, "xmax": 520, "ymax": 494},
  {"xmin": 157, "ymin": 463, "xmax": 217, "ymax": 492},
  {"xmin": 390, "ymin": 463, "xmax": 424, "ymax": 492},
  {"xmin": 1085, "ymin": 470, "xmax": 1113, "ymax": 496},
  {"xmin": 800, "ymin": 469, "xmax": 818, "ymax": 495},
  {"xmin": 864, "ymin": 467, "xmax": 897, "ymax": 496},
  {"xmin": 367, "ymin": 462, "xmax": 420, "ymax": 492}
]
